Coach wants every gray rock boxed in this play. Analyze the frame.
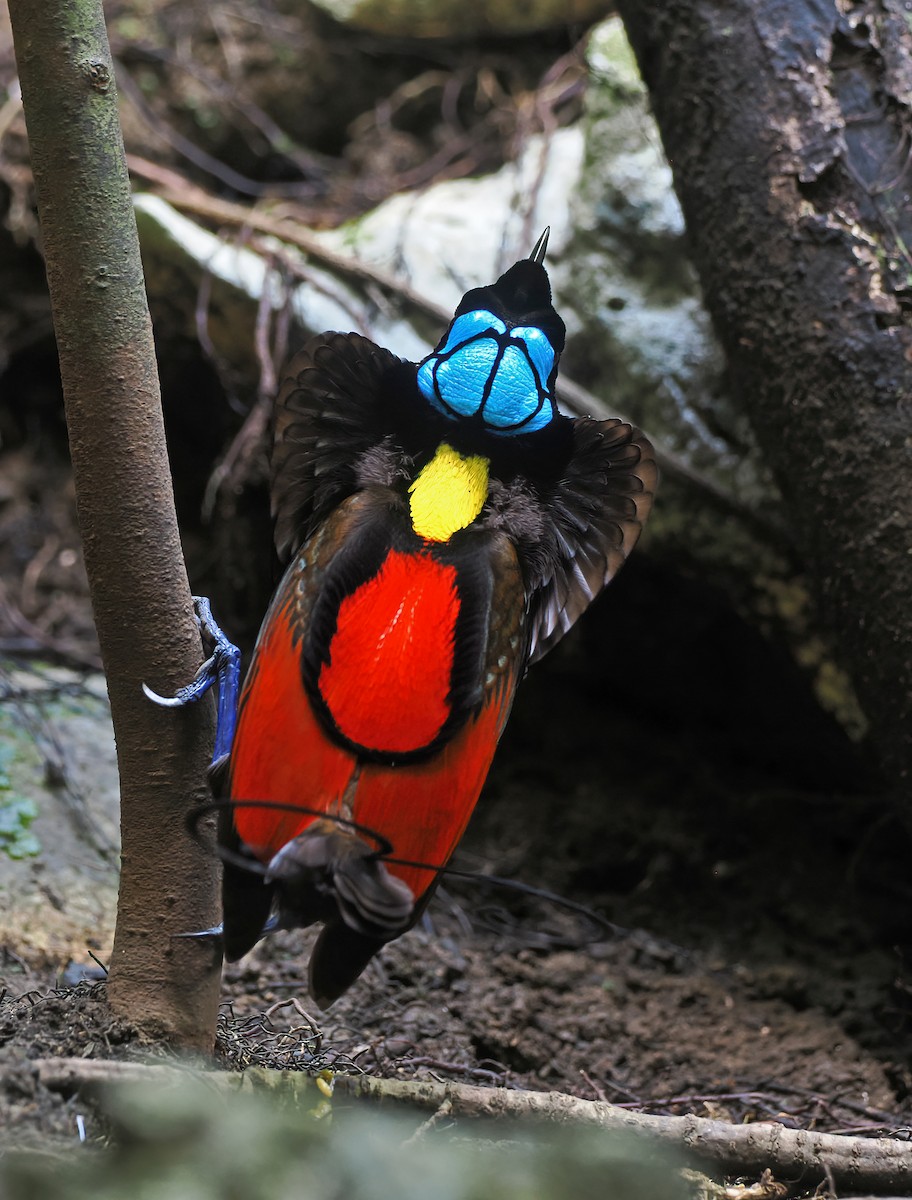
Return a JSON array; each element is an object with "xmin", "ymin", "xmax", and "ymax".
[
  {"xmin": 0, "ymin": 661, "xmax": 118, "ymax": 968},
  {"xmin": 306, "ymin": 0, "xmax": 614, "ymax": 38}
]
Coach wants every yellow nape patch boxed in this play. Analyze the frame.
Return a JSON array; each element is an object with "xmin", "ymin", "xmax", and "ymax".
[{"xmin": 409, "ymin": 442, "xmax": 489, "ymax": 542}]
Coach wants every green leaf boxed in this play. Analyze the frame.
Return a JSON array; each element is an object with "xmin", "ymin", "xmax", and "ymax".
[{"xmin": 0, "ymin": 789, "xmax": 41, "ymax": 859}]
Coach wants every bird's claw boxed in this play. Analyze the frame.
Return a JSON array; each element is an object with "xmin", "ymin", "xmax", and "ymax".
[
  {"xmin": 172, "ymin": 923, "xmax": 224, "ymax": 941},
  {"xmin": 142, "ymin": 652, "xmax": 219, "ymax": 707},
  {"xmin": 173, "ymin": 913, "xmax": 279, "ymax": 945},
  {"xmin": 143, "ymin": 596, "xmax": 241, "ymax": 763}
]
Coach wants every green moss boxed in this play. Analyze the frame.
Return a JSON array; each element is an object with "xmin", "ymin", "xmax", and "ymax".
[
  {"xmin": 0, "ymin": 744, "xmax": 40, "ymax": 859},
  {"xmin": 586, "ymin": 17, "xmax": 644, "ymax": 101}
]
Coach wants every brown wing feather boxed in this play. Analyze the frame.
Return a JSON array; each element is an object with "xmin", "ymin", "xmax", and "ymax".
[
  {"xmin": 271, "ymin": 332, "xmax": 405, "ymax": 560},
  {"xmin": 528, "ymin": 418, "xmax": 657, "ymax": 663}
]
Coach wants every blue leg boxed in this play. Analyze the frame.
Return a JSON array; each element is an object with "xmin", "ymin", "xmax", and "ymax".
[{"xmin": 143, "ymin": 596, "xmax": 241, "ymax": 765}]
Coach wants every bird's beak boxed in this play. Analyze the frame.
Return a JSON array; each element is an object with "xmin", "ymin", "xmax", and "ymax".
[{"xmin": 529, "ymin": 227, "xmax": 550, "ymax": 265}]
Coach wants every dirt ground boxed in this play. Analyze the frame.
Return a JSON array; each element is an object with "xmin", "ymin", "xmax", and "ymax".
[{"xmin": 1, "ymin": 468, "xmax": 912, "ymax": 1155}]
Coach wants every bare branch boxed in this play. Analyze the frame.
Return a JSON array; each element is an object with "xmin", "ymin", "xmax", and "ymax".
[{"xmin": 31, "ymin": 1060, "xmax": 912, "ymax": 1195}]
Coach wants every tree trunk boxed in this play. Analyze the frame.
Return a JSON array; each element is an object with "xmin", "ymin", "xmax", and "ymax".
[
  {"xmin": 8, "ymin": 0, "xmax": 221, "ymax": 1048},
  {"xmin": 616, "ymin": 0, "xmax": 912, "ymax": 802}
]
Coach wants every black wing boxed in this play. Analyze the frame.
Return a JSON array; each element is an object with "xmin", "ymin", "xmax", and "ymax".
[
  {"xmin": 271, "ymin": 332, "xmax": 408, "ymax": 560},
  {"xmin": 526, "ymin": 417, "xmax": 657, "ymax": 663}
]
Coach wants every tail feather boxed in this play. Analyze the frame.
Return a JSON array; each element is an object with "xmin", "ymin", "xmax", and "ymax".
[
  {"xmin": 309, "ymin": 921, "xmax": 387, "ymax": 1010},
  {"xmin": 222, "ymin": 852, "xmax": 275, "ymax": 962},
  {"xmin": 333, "ymin": 855, "xmax": 413, "ymax": 933},
  {"xmin": 266, "ymin": 818, "xmax": 414, "ymax": 940},
  {"xmin": 210, "ymin": 755, "xmax": 276, "ymax": 963}
]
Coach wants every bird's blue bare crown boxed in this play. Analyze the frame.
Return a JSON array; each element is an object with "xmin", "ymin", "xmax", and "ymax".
[{"xmin": 416, "ymin": 252, "xmax": 566, "ymax": 437}]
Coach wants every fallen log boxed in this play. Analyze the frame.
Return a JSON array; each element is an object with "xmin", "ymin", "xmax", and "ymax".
[{"xmin": 30, "ymin": 1058, "xmax": 912, "ymax": 1196}]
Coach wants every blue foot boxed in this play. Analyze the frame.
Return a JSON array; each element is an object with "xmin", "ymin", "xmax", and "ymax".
[{"xmin": 143, "ymin": 596, "xmax": 241, "ymax": 763}]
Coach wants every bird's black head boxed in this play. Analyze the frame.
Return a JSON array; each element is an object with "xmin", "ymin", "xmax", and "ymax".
[{"xmin": 416, "ymin": 230, "xmax": 566, "ymax": 437}]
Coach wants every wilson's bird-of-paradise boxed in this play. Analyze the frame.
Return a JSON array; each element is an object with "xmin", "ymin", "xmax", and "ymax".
[{"xmin": 147, "ymin": 231, "xmax": 657, "ymax": 1007}]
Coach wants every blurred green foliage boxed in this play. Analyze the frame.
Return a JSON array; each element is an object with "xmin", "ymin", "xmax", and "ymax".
[
  {"xmin": 0, "ymin": 745, "xmax": 40, "ymax": 859},
  {"xmin": 0, "ymin": 1078, "xmax": 693, "ymax": 1200}
]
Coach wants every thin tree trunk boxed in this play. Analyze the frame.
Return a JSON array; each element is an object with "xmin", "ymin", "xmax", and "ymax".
[
  {"xmin": 616, "ymin": 1, "xmax": 912, "ymax": 803},
  {"xmin": 8, "ymin": 0, "xmax": 221, "ymax": 1048}
]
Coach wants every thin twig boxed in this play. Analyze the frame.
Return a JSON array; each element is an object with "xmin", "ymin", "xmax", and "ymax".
[
  {"xmin": 118, "ymin": 43, "xmax": 333, "ymax": 182},
  {"xmin": 400, "ymin": 1098, "xmax": 453, "ymax": 1147},
  {"xmin": 114, "ymin": 61, "xmax": 321, "ymax": 199},
  {"xmin": 0, "ymin": 578, "xmax": 102, "ymax": 671}
]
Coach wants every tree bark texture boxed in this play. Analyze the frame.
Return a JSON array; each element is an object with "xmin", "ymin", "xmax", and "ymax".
[
  {"xmin": 615, "ymin": 1, "xmax": 912, "ymax": 800},
  {"xmin": 8, "ymin": 1, "xmax": 221, "ymax": 1047}
]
